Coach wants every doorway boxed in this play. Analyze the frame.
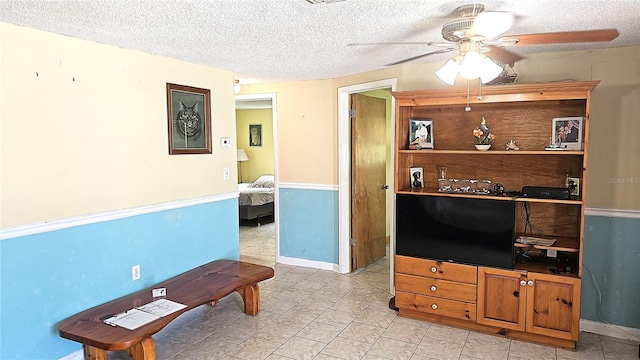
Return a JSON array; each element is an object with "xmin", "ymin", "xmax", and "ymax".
[
  {"xmin": 337, "ymin": 79, "xmax": 397, "ymax": 282},
  {"xmin": 235, "ymin": 93, "xmax": 279, "ymax": 265}
]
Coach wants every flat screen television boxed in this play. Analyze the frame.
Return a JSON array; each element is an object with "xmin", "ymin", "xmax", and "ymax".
[{"xmin": 396, "ymin": 194, "xmax": 516, "ymax": 269}]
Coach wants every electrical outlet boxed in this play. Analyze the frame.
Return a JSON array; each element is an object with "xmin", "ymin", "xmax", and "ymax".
[
  {"xmin": 223, "ymin": 167, "xmax": 230, "ymax": 180},
  {"xmin": 132, "ymin": 265, "xmax": 140, "ymax": 280}
]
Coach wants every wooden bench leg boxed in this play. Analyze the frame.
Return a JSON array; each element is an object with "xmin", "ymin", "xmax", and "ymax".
[
  {"xmin": 127, "ymin": 337, "xmax": 156, "ymax": 360},
  {"xmin": 237, "ymin": 284, "xmax": 260, "ymax": 315},
  {"xmin": 83, "ymin": 345, "xmax": 107, "ymax": 360}
]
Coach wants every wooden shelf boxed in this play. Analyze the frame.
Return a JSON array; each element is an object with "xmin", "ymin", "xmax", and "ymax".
[
  {"xmin": 396, "ymin": 188, "xmax": 582, "ymax": 204},
  {"xmin": 399, "ymin": 150, "xmax": 584, "ymax": 155},
  {"xmin": 514, "ymin": 235, "xmax": 580, "ymax": 252},
  {"xmin": 514, "ymin": 261, "xmax": 579, "ymax": 278}
]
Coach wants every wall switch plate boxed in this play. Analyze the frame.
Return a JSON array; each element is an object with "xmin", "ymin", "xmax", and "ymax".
[
  {"xmin": 220, "ymin": 137, "xmax": 231, "ymax": 148},
  {"xmin": 223, "ymin": 167, "xmax": 230, "ymax": 180},
  {"xmin": 132, "ymin": 265, "xmax": 140, "ymax": 280}
]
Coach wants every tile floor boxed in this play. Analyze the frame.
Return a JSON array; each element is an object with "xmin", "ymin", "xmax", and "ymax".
[{"xmin": 117, "ymin": 221, "xmax": 638, "ymax": 360}]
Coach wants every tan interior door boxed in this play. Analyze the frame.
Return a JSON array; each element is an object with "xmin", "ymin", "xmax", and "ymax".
[{"xmin": 351, "ymin": 93, "xmax": 388, "ymax": 271}]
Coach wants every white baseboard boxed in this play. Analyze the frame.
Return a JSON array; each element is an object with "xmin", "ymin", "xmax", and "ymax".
[
  {"xmin": 58, "ymin": 349, "xmax": 83, "ymax": 360},
  {"xmin": 580, "ymin": 319, "xmax": 640, "ymax": 341},
  {"xmin": 277, "ymin": 256, "xmax": 339, "ymax": 272}
]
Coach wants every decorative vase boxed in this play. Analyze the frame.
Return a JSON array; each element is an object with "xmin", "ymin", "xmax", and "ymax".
[{"xmin": 475, "ymin": 144, "xmax": 491, "ymax": 151}]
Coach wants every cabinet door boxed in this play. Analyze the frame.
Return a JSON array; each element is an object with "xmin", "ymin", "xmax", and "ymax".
[
  {"xmin": 477, "ymin": 267, "xmax": 527, "ymax": 331},
  {"xmin": 525, "ymin": 273, "xmax": 581, "ymax": 340}
]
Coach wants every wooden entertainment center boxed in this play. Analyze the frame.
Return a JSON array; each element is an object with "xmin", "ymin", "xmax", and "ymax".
[{"xmin": 392, "ymin": 80, "xmax": 599, "ymax": 349}]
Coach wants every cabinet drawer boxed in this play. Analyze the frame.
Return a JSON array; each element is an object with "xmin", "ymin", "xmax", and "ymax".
[
  {"xmin": 395, "ymin": 273, "xmax": 477, "ymax": 302},
  {"xmin": 396, "ymin": 291, "xmax": 476, "ymax": 322},
  {"xmin": 395, "ymin": 255, "xmax": 477, "ymax": 284}
]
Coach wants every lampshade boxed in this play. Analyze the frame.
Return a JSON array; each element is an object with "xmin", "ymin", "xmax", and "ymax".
[
  {"xmin": 435, "ymin": 59, "xmax": 461, "ymax": 86},
  {"xmin": 234, "ymin": 80, "xmax": 242, "ymax": 94},
  {"xmin": 237, "ymin": 149, "xmax": 249, "ymax": 162},
  {"xmin": 436, "ymin": 52, "xmax": 503, "ymax": 85},
  {"xmin": 459, "ymin": 51, "xmax": 484, "ymax": 80},
  {"xmin": 480, "ymin": 57, "xmax": 503, "ymax": 84}
]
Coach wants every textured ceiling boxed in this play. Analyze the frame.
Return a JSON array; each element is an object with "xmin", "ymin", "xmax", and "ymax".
[{"xmin": 1, "ymin": 0, "xmax": 639, "ymax": 84}]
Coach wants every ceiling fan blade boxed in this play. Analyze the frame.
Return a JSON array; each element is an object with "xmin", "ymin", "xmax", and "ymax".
[
  {"xmin": 386, "ymin": 48, "xmax": 457, "ymax": 66},
  {"xmin": 486, "ymin": 45, "xmax": 524, "ymax": 64},
  {"xmin": 499, "ymin": 29, "xmax": 619, "ymax": 46},
  {"xmin": 348, "ymin": 41, "xmax": 451, "ymax": 47}
]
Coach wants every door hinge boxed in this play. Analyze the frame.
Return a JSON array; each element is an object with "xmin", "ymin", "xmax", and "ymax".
[
  {"xmin": 349, "ymin": 238, "xmax": 356, "ymax": 246},
  {"xmin": 349, "ymin": 109, "xmax": 356, "ymax": 119}
]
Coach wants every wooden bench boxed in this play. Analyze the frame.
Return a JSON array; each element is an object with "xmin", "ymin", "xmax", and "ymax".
[{"xmin": 59, "ymin": 260, "xmax": 274, "ymax": 360}]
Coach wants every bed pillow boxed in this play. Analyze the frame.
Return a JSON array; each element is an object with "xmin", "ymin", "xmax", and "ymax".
[{"xmin": 248, "ymin": 175, "xmax": 274, "ymax": 188}]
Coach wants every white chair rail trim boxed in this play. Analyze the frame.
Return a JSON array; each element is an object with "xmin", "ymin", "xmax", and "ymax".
[{"xmin": 0, "ymin": 193, "xmax": 237, "ymax": 241}]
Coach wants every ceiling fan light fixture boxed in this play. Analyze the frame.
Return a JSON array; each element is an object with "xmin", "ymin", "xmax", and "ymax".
[
  {"xmin": 471, "ymin": 11, "xmax": 514, "ymax": 40},
  {"xmin": 480, "ymin": 57, "xmax": 503, "ymax": 83},
  {"xmin": 435, "ymin": 59, "xmax": 461, "ymax": 86},
  {"xmin": 459, "ymin": 51, "xmax": 484, "ymax": 80}
]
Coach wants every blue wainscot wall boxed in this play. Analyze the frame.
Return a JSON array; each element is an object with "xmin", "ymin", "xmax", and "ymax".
[
  {"xmin": 0, "ymin": 197, "xmax": 239, "ymax": 360},
  {"xmin": 581, "ymin": 213, "xmax": 640, "ymax": 329},
  {"xmin": 278, "ymin": 187, "xmax": 339, "ymax": 265}
]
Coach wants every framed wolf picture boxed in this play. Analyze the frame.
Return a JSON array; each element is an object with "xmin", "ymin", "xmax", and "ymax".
[{"xmin": 166, "ymin": 83, "xmax": 212, "ymax": 155}]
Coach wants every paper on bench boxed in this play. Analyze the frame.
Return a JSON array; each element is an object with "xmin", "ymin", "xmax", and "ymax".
[
  {"xmin": 137, "ymin": 299, "xmax": 187, "ymax": 317},
  {"xmin": 103, "ymin": 299, "xmax": 187, "ymax": 330},
  {"xmin": 103, "ymin": 308, "xmax": 159, "ymax": 330}
]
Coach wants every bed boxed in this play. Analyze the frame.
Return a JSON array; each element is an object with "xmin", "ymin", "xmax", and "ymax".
[{"xmin": 238, "ymin": 175, "xmax": 274, "ymax": 224}]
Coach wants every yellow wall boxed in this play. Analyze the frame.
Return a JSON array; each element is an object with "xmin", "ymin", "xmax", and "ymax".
[
  {"xmin": 242, "ymin": 80, "xmax": 336, "ymax": 185},
  {"xmin": 245, "ymin": 46, "xmax": 640, "ymax": 211},
  {"xmin": 236, "ymin": 108, "xmax": 274, "ymax": 182},
  {"xmin": 1, "ymin": 23, "xmax": 238, "ymax": 227}
]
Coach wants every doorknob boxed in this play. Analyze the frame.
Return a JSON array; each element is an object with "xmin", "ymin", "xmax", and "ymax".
[{"xmin": 381, "ymin": 184, "xmax": 389, "ymax": 190}]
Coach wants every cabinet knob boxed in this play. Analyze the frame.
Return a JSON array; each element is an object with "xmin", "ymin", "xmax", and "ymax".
[
  {"xmin": 520, "ymin": 280, "xmax": 527, "ymax": 286},
  {"xmin": 527, "ymin": 280, "xmax": 534, "ymax": 286},
  {"xmin": 431, "ymin": 304, "xmax": 438, "ymax": 310},
  {"xmin": 430, "ymin": 285, "xmax": 437, "ymax": 292},
  {"xmin": 430, "ymin": 267, "xmax": 437, "ymax": 273}
]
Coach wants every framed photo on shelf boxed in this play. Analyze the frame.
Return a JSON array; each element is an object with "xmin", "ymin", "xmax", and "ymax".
[
  {"xmin": 409, "ymin": 119, "xmax": 433, "ymax": 150},
  {"xmin": 552, "ymin": 117, "xmax": 583, "ymax": 150},
  {"xmin": 568, "ymin": 177, "xmax": 580, "ymax": 197},
  {"xmin": 166, "ymin": 83, "xmax": 212, "ymax": 155},
  {"xmin": 410, "ymin": 167, "xmax": 424, "ymax": 188}
]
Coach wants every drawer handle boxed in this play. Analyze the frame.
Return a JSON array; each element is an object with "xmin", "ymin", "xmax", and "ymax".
[
  {"xmin": 527, "ymin": 280, "xmax": 534, "ymax": 286},
  {"xmin": 430, "ymin": 267, "xmax": 437, "ymax": 273},
  {"xmin": 431, "ymin": 303, "xmax": 438, "ymax": 310},
  {"xmin": 520, "ymin": 280, "xmax": 527, "ymax": 286},
  {"xmin": 430, "ymin": 285, "xmax": 437, "ymax": 292}
]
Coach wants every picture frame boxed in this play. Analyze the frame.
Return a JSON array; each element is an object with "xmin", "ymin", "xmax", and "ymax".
[
  {"xmin": 166, "ymin": 83, "xmax": 212, "ymax": 155},
  {"xmin": 410, "ymin": 167, "xmax": 424, "ymax": 188},
  {"xmin": 552, "ymin": 117, "xmax": 583, "ymax": 150},
  {"xmin": 249, "ymin": 124, "xmax": 262, "ymax": 147},
  {"xmin": 409, "ymin": 119, "xmax": 434, "ymax": 149},
  {"xmin": 568, "ymin": 177, "xmax": 580, "ymax": 197}
]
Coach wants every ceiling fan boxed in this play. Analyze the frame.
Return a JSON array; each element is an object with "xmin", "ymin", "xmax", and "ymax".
[{"xmin": 350, "ymin": 3, "xmax": 619, "ymax": 84}]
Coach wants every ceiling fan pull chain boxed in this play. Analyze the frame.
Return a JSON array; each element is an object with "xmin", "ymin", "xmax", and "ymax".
[
  {"xmin": 465, "ymin": 80, "xmax": 472, "ymax": 112},
  {"xmin": 477, "ymin": 80, "xmax": 483, "ymax": 100}
]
